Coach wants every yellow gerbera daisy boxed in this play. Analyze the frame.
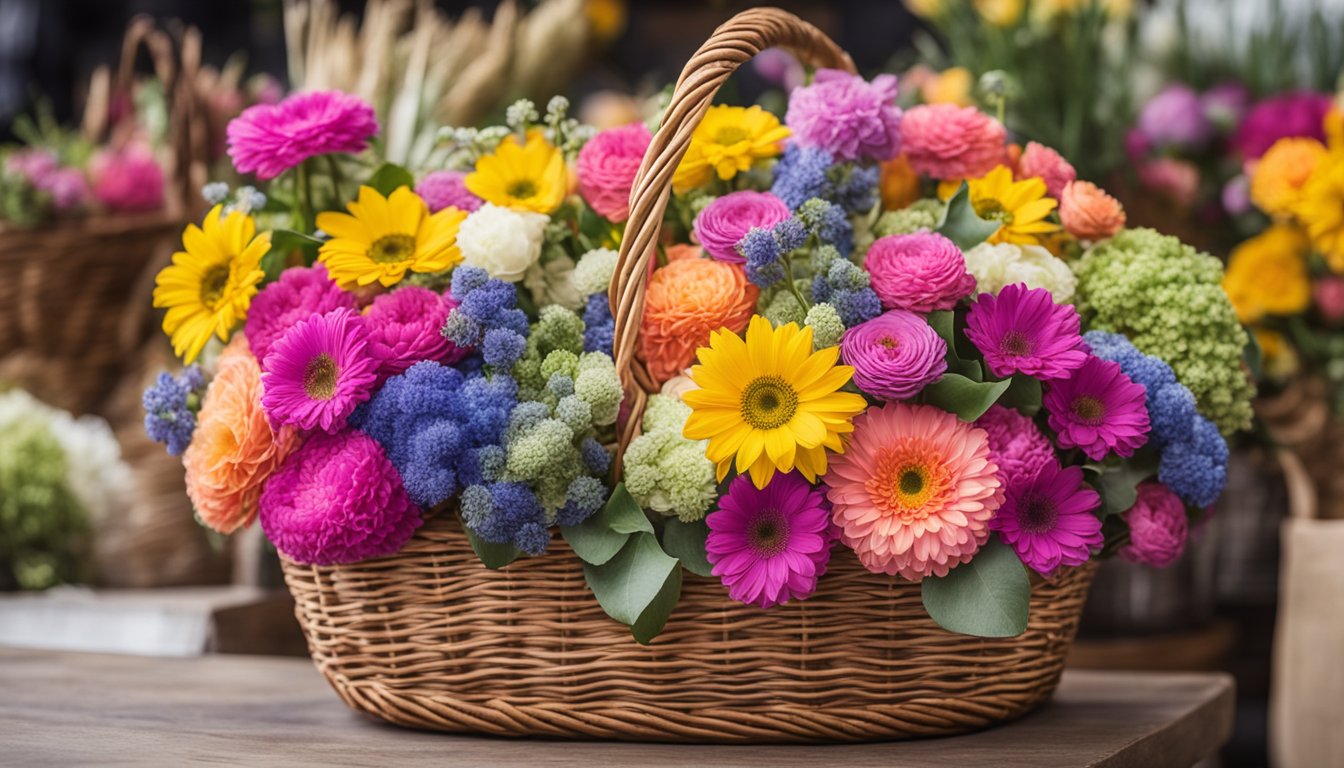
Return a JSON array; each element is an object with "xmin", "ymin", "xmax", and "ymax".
[
  {"xmin": 1293, "ymin": 153, "xmax": 1344, "ymax": 272},
  {"xmin": 967, "ymin": 165, "xmax": 1061, "ymax": 245},
  {"xmin": 465, "ymin": 130, "xmax": 567, "ymax": 214},
  {"xmin": 682, "ymin": 316, "xmax": 868, "ymax": 489},
  {"xmin": 672, "ymin": 105, "xmax": 791, "ymax": 193},
  {"xmin": 153, "ymin": 205, "xmax": 269, "ymax": 364},
  {"xmin": 316, "ymin": 185, "xmax": 467, "ymax": 288}
]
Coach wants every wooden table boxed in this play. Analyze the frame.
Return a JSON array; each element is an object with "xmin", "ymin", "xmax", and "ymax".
[{"xmin": 0, "ymin": 648, "xmax": 1233, "ymax": 767}]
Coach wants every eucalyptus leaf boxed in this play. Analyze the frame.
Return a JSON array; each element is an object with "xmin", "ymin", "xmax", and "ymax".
[
  {"xmin": 631, "ymin": 566, "xmax": 683, "ymax": 644},
  {"xmin": 998, "ymin": 374, "xmax": 1043, "ymax": 416},
  {"xmin": 661, "ymin": 517, "xmax": 713, "ymax": 577},
  {"xmin": 936, "ymin": 183, "xmax": 1000, "ymax": 251},
  {"xmin": 561, "ymin": 484, "xmax": 652, "ymax": 566},
  {"xmin": 922, "ymin": 374, "xmax": 1010, "ymax": 421},
  {"xmin": 583, "ymin": 532, "xmax": 680, "ymax": 633},
  {"xmin": 927, "ymin": 311, "xmax": 983, "ymax": 381},
  {"xmin": 1093, "ymin": 453, "xmax": 1160, "ymax": 516},
  {"xmin": 606, "ymin": 484, "xmax": 655, "ymax": 535},
  {"xmin": 463, "ymin": 524, "xmax": 522, "ymax": 569},
  {"xmin": 921, "ymin": 538, "xmax": 1030, "ymax": 638},
  {"xmin": 366, "ymin": 163, "xmax": 415, "ymax": 197}
]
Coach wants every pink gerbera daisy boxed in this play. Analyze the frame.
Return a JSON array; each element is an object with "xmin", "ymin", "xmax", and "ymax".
[
  {"xmin": 364, "ymin": 285, "xmax": 469, "ymax": 379},
  {"xmin": 706, "ymin": 472, "xmax": 832, "ymax": 609},
  {"xmin": 964, "ymin": 282, "xmax": 1088, "ymax": 380},
  {"xmin": 227, "ymin": 90, "xmax": 378, "ymax": 180},
  {"xmin": 825, "ymin": 402, "xmax": 1003, "ymax": 581},
  {"xmin": 1044, "ymin": 356, "xmax": 1151, "ymax": 460},
  {"xmin": 991, "ymin": 460, "xmax": 1102, "ymax": 575},
  {"xmin": 261, "ymin": 307, "xmax": 380, "ymax": 433}
]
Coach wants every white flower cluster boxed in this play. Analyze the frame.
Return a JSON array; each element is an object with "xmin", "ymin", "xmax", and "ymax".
[{"xmin": 962, "ymin": 242, "xmax": 1077, "ymax": 303}]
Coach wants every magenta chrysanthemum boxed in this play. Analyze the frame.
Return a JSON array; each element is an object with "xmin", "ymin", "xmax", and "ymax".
[
  {"xmin": 364, "ymin": 286, "xmax": 468, "ymax": 379},
  {"xmin": 576, "ymin": 122, "xmax": 651, "ymax": 223},
  {"xmin": 693, "ymin": 190, "xmax": 792, "ymax": 263},
  {"xmin": 258, "ymin": 429, "xmax": 422, "ymax": 565},
  {"xmin": 991, "ymin": 460, "xmax": 1102, "ymax": 576},
  {"xmin": 964, "ymin": 283, "xmax": 1088, "ymax": 380},
  {"xmin": 899, "ymin": 103, "xmax": 1008, "ymax": 180},
  {"xmin": 415, "ymin": 170, "xmax": 482, "ymax": 213},
  {"xmin": 784, "ymin": 69, "xmax": 902, "ymax": 162},
  {"xmin": 1016, "ymin": 142, "xmax": 1076, "ymax": 199},
  {"xmin": 1119, "ymin": 482, "xmax": 1188, "ymax": 568},
  {"xmin": 261, "ymin": 307, "xmax": 380, "ymax": 433},
  {"xmin": 244, "ymin": 264, "xmax": 357, "ymax": 369},
  {"xmin": 1044, "ymin": 356, "xmax": 1151, "ymax": 461},
  {"xmin": 227, "ymin": 90, "xmax": 378, "ymax": 180},
  {"xmin": 865, "ymin": 232, "xmax": 976, "ymax": 312},
  {"xmin": 706, "ymin": 472, "xmax": 832, "ymax": 609},
  {"xmin": 975, "ymin": 405, "xmax": 1055, "ymax": 496},
  {"xmin": 91, "ymin": 145, "xmax": 164, "ymax": 212},
  {"xmin": 840, "ymin": 310, "xmax": 947, "ymax": 400}
]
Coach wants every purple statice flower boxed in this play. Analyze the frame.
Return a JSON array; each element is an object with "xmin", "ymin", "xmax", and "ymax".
[
  {"xmin": 785, "ymin": 69, "xmax": 902, "ymax": 163},
  {"xmin": 1044, "ymin": 356, "xmax": 1151, "ymax": 461},
  {"xmin": 796, "ymin": 197, "xmax": 853, "ymax": 256},
  {"xmin": 991, "ymin": 461, "xmax": 1103, "ymax": 576},
  {"xmin": 739, "ymin": 227, "xmax": 784, "ymax": 288},
  {"xmin": 1137, "ymin": 84, "xmax": 1214, "ymax": 151},
  {"xmin": 582, "ymin": 293, "xmax": 615, "ymax": 355},
  {"xmin": 966, "ymin": 283, "xmax": 1089, "ymax": 381},
  {"xmin": 142, "ymin": 365, "xmax": 207, "ymax": 456},
  {"xmin": 693, "ymin": 190, "xmax": 791, "ymax": 263},
  {"xmin": 460, "ymin": 481, "xmax": 551, "ymax": 554},
  {"xmin": 227, "ymin": 90, "xmax": 379, "ymax": 180},
  {"xmin": 771, "ymin": 143, "xmax": 834, "ymax": 210},
  {"xmin": 442, "ymin": 266, "xmax": 530, "ymax": 357},
  {"xmin": 1157, "ymin": 415, "xmax": 1227, "ymax": 508}
]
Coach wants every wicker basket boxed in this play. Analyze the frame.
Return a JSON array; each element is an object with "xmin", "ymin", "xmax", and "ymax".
[{"xmin": 281, "ymin": 8, "xmax": 1099, "ymax": 742}]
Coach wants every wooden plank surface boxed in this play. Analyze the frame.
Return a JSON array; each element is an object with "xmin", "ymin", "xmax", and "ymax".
[{"xmin": 0, "ymin": 648, "xmax": 1233, "ymax": 767}]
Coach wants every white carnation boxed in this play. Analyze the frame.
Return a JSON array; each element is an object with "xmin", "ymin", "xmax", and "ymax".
[
  {"xmin": 571, "ymin": 247, "xmax": 619, "ymax": 295},
  {"xmin": 963, "ymin": 242, "xmax": 1077, "ymax": 303},
  {"xmin": 457, "ymin": 203, "xmax": 547, "ymax": 282}
]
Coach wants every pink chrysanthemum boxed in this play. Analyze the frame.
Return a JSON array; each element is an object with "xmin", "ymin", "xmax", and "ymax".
[
  {"xmin": 865, "ymin": 232, "xmax": 976, "ymax": 312},
  {"xmin": 784, "ymin": 69, "xmax": 902, "ymax": 162},
  {"xmin": 1120, "ymin": 482, "xmax": 1189, "ymax": 568},
  {"xmin": 1044, "ymin": 356, "xmax": 1151, "ymax": 460},
  {"xmin": 576, "ymin": 122, "xmax": 652, "ymax": 222},
  {"xmin": 261, "ymin": 307, "xmax": 380, "ymax": 433},
  {"xmin": 840, "ymin": 309, "xmax": 947, "ymax": 401},
  {"xmin": 91, "ymin": 145, "xmax": 164, "ymax": 212},
  {"xmin": 258, "ymin": 430, "xmax": 422, "ymax": 565},
  {"xmin": 692, "ymin": 190, "xmax": 792, "ymax": 263},
  {"xmin": 899, "ymin": 103, "xmax": 1008, "ymax": 180},
  {"xmin": 244, "ymin": 264, "xmax": 357, "ymax": 368},
  {"xmin": 975, "ymin": 405, "xmax": 1055, "ymax": 496},
  {"xmin": 991, "ymin": 460, "xmax": 1102, "ymax": 576},
  {"xmin": 415, "ymin": 170, "xmax": 482, "ymax": 213},
  {"xmin": 965, "ymin": 283, "xmax": 1088, "ymax": 380},
  {"xmin": 364, "ymin": 285, "xmax": 468, "ymax": 378},
  {"xmin": 227, "ymin": 90, "xmax": 378, "ymax": 180},
  {"xmin": 825, "ymin": 402, "xmax": 1003, "ymax": 581},
  {"xmin": 706, "ymin": 472, "xmax": 833, "ymax": 609},
  {"xmin": 1016, "ymin": 142, "xmax": 1076, "ymax": 199}
]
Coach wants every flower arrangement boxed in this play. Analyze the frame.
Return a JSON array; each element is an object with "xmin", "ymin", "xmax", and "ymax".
[{"xmin": 146, "ymin": 65, "xmax": 1252, "ymax": 642}]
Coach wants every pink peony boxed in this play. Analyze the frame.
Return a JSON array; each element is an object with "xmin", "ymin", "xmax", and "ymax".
[
  {"xmin": 899, "ymin": 103, "xmax": 1008, "ymax": 180},
  {"xmin": 227, "ymin": 90, "xmax": 378, "ymax": 180},
  {"xmin": 576, "ymin": 122, "xmax": 651, "ymax": 222},
  {"xmin": 840, "ymin": 310, "xmax": 947, "ymax": 401},
  {"xmin": 1315, "ymin": 276, "xmax": 1344, "ymax": 324},
  {"xmin": 364, "ymin": 285, "xmax": 469, "ymax": 378},
  {"xmin": 415, "ymin": 170, "xmax": 481, "ymax": 213},
  {"xmin": 865, "ymin": 232, "xmax": 976, "ymax": 312},
  {"xmin": 1119, "ymin": 482, "xmax": 1188, "ymax": 568},
  {"xmin": 1017, "ymin": 142, "xmax": 1076, "ymax": 198},
  {"xmin": 91, "ymin": 145, "xmax": 165, "ymax": 212},
  {"xmin": 1233, "ymin": 91, "xmax": 1332, "ymax": 160},
  {"xmin": 785, "ymin": 69, "xmax": 903, "ymax": 162},
  {"xmin": 975, "ymin": 405, "xmax": 1055, "ymax": 496},
  {"xmin": 244, "ymin": 264, "xmax": 358, "ymax": 369},
  {"xmin": 692, "ymin": 190, "xmax": 792, "ymax": 263}
]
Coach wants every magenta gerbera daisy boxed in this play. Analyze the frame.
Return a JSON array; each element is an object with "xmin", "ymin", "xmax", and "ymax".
[
  {"xmin": 964, "ymin": 282, "xmax": 1088, "ymax": 380},
  {"xmin": 261, "ymin": 307, "xmax": 380, "ymax": 433},
  {"xmin": 1044, "ymin": 356, "xmax": 1151, "ymax": 460},
  {"xmin": 706, "ymin": 472, "xmax": 833, "ymax": 609},
  {"xmin": 991, "ymin": 460, "xmax": 1102, "ymax": 575},
  {"xmin": 227, "ymin": 90, "xmax": 378, "ymax": 180}
]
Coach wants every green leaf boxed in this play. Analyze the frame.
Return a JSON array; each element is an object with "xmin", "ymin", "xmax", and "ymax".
[
  {"xmin": 561, "ymin": 484, "xmax": 651, "ymax": 566},
  {"xmin": 921, "ymin": 538, "xmax": 1030, "ymax": 638},
  {"xmin": 606, "ymin": 484, "xmax": 654, "ymax": 535},
  {"xmin": 631, "ymin": 566, "xmax": 683, "ymax": 644},
  {"xmin": 661, "ymin": 517, "xmax": 713, "ymax": 577},
  {"xmin": 927, "ymin": 311, "xmax": 983, "ymax": 381},
  {"xmin": 262, "ymin": 228, "xmax": 323, "ymax": 279},
  {"xmin": 1092, "ymin": 453, "xmax": 1159, "ymax": 516},
  {"xmin": 583, "ymin": 532, "xmax": 681, "ymax": 643},
  {"xmin": 366, "ymin": 163, "xmax": 415, "ymax": 197},
  {"xmin": 922, "ymin": 373, "xmax": 1010, "ymax": 421},
  {"xmin": 936, "ymin": 182, "xmax": 1000, "ymax": 250},
  {"xmin": 463, "ymin": 524, "xmax": 522, "ymax": 569},
  {"xmin": 998, "ymin": 374, "xmax": 1042, "ymax": 416}
]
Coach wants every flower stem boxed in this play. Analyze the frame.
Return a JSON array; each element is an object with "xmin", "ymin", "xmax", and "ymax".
[
  {"xmin": 296, "ymin": 160, "xmax": 315, "ymax": 234},
  {"xmin": 325, "ymin": 155, "xmax": 347, "ymax": 204},
  {"xmin": 781, "ymin": 254, "xmax": 810, "ymax": 314}
]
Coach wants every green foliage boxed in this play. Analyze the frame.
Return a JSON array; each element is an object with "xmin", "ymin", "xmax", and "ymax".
[
  {"xmin": 936, "ymin": 183, "xmax": 1000, "ymax": 251},
  {"xmin": 562, "ymin": 484, "xmax": 651, "ymax": 566},
  {"xmin": 660, "ymin": 517, "xmax": 714, "ymax": 578},
  {"xmin": 463, "ymin": 523, "xmax": 522, "ymax": 569},
  {"xmin": 921, "ymin": 539, "xmax": 1030, "ymax": 638},
  {"xmin": 365, "ymin": 163, "xmax": 416, "ymax": 197},
  {"xmin": 921, "ymin": 373, "xmax": 1010, "ymax": 421},
  {"xmin": 0, "ymin": 413, "xmax": 88, "ymax": 590}
]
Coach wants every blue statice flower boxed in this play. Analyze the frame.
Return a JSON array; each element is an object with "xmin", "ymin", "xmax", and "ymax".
[
  {"xmin": 1158, "ymin": 416, "xmax": 1229, "ymax": 508},
  {"xmin": 582, "ymin": 293, "xmax": 614, "ymax": 355},
  {"xmin": 771, "ymin": 144, "xmax": 834, "ymax": 209},
  {"xmin": 1084, "ymin": 331, "xmax": 1197, "ymax": 448},
  {"xmin": 796, "ymin": 198, "xmax": 853, "ymax": 256},
  {"xmin": 772, "ymin": 216, "xmax": 808, "ymax": 252},
  {"xmin": 482, "ymin": 328, "xmax": 526, "ymax": 368},
  {"xmin": 580, "ymin": 437, "xmax": 611, "ymax": 475},
  {"xmin": 460, "ymin": 481, "xmax": 551, "ymax": 554},
  {"xmin": 142, "ymin": 366, "xmax": 206, "ymax": 456},
  {"xmin": 556, "ymin": 475, "xmax": 607, "ymax": 527},
  {"xmin": 442, "ymin": 266, "xmax": 530, "ymax": 360},
  {"xmin": 809, "ymin": 248, "xmax": 881, "ymax": 327},
  {"xmin": 834, "ymin": 162, "xmax": 879, "ymax": 214},
  {"xmin": 740, "ymin": 227, "xmax": 784, "ymax": 288}
]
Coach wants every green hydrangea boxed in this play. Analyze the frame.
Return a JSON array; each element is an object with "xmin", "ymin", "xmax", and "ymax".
[
  {"xmin": 528, "ymin": 305, "xmax": 584, "ymax": 361},
  {"xmin": 874, "ymin": 199, "xmax": 944, "ymax": 238},
  {"xmin": 805, "ymin": 303, "xmax": 845, "ymax": 349},
  {"xmin": 761, "ymin": 284, "xmax": 808, "ymax": 327},
  {"xmin": 506, "ymin": 418, "xmax": 575, "ymax": 481},
  {"xmin": 642, "ymin": 394, "xmax": 692, "ymax": 433},
  {"xmin": 574, "ymin": 352, "xmax": 622, "ymax": 426},
  {"xmin": 0, "ymin": 409, "xmax": 86, "ymax": 590},
  {"xmin": 1073, "ymin": 228, "xmax": 1255, "ymax": 434},
  {"xmin": 572, "ymin": 248, "xmax": 619, "ymax": 295},
  {"xmin": 623, "ymin": 395, "xmax": 716, "ymax": 522}
]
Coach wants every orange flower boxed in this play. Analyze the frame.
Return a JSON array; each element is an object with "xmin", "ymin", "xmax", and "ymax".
[
  {"xmin": 664, "ymin": 243, "xmax": 702, "ymax": 262},
  {"xmin": 639, "ymin": 258, "xmax": 758, "ymax": 384},
  {"xmin": 879, "ymin": 154, "xmax": 921, "ymax": 211},
  {"xmin": 183, "ymin": 336, "xmax": 299, "ymax": 534},
  {"xmin": 1059, "ymin": 180, "xmax": 1125, "ymax": 241},
  {"xmin": 1250, "ymin": 137, "xmax": 1327, "ymax": 219}
]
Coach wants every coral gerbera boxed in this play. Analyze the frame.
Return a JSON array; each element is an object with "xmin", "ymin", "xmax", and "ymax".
[
  {"xmin": 1044, "ymin": 355, "xmax": 1151, "ymax": 460},
  {"xmin": 964, "ymin": 282, "xmax": 1088, "ymax": 380},
  {"xmin": 967, "ymin": 165, "xmax": 1060, "ymax": 246},
  {"xmin": 682, "ymin": 316, "xmax": 867, "ymax": 489},
  {"xmin": 825, "ymin": 402, "xmax": 1003, "ymax": 581},
  {"xmin": 706, "ymin": 472, "xmax": 833, "ymax": 609},
  {"xmin": 153, "ymin": 204, "xmax": 270, "ymax": 364},
  {"xmin": 260, "ymin": 307, "xmax": 380, "ymax": 433},
  {"xmin": 465, "ymin": 130, "xmax": 567, "ymax": 214},
  {"xmin": 990, "ymin": 460, "xmax": 1102, "ymax": 576},
  {"xmin": 672, "ymin": 105, "xmax": 791, "ymax": 193},
  {"xmin": 316, "ymin": 185, "xmax": 467, "ymax": 288}
]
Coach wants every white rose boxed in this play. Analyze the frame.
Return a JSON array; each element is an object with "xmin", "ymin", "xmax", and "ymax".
[
  {"xmin": 964, "ymin": 242, "xmax": 1077, "ymax": 304},
  {"xmin": 571, "ymin": 247, "xmax": 619, "ymax": 295},
  {"xmin": 457, "ymin": 203, "xmax": 547, "ymax": 282}
]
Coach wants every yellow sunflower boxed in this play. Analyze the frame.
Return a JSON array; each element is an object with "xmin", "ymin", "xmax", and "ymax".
[
  {"xmin": 672, "ymin": 105, "xmax": 791, "ymax": 193},
  {"xmin": 1222, "ymin": 225, "xmax": 1311, "ymax": 324},
  {"xmin": 153, "ymin": 205, "xmax": 269, "ymax": 364},
  {"xmin": 316, "ymin": 185, "xmax": 467, "ymax": 288},
  {"xmin": 967, "ymin": 165, "xmax": 1061, "ymax": 245},
  {"xmin": 681, "ymin": 316, "xmax": 868, "ymax": 489},
  {"xmin": 465, "ymin": 130, "xmax": 567, "ymax": 214},
  {"xmin": 1293, "ymin": 153, "xmax": 1344, "ymax": 272}
]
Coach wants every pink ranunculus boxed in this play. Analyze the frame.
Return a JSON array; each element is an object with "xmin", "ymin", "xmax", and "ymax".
[
  {"xmin": 227, "ymin": 90, "xmax": 379, "ymax": 180},
  {"xmin": 1315, "ymin": 276, "xmax": 1344, "ymax": 324},
  {"xmin": 415, "ymin": 170, "xmax": 481, "ymax": 213},
  {"xmin": 692, "ymin": 190, "xmax": 791, "ymax": 263},
  {"xmin": 785, "ymin": 69, "xmax": 903, "ymax": 163},
  {"xmin": 864, "ymin": 231, "xmax": 976, "ymax": 312},
  {"xmin": 899, "ymin": 103, "xmax": 1008, "ymax": 180},
  {"xmin": 91, "ymin": 145, "xmax": 165, "ymax": 213},
  {"xmin": 576, "ymin": 122, "xmax": 651, "ymax": 223},
  {"xmin": 1120, "ymin": 482, "xmax": 1189, "ymax": 568},
  {"xmin": 1233, "ymin": 91, "xmax": 1333, "ymax": 160},
  {"xmin": 1017, "ymin": 142, "xmax": 1076, "ymax": 199},
  {"xmin": 840, "ymin": 310, "xmax": 947, "ymax": 401}
]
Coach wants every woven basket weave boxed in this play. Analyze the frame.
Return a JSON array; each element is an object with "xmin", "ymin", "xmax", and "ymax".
[{"xmin": 282, "ymin": 7, "xmax": 1099, "ymax": 742}]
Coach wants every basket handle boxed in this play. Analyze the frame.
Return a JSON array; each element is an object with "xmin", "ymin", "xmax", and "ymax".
[{"xmin": 607, "ymin": 7, "xmax": 855, "ymax": 460}]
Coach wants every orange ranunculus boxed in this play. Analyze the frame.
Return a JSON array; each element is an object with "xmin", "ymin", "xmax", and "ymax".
[
  {"xmin": 1059, "ymin": 180, "xmax": 1126, "ymax": 241},
  {"xmin": 879, "ymin": 154, "xmax": 921, "ymax": 211},
  {"xmin": 638, "ymin": 258, "xmax": 757, "ymax": 384}
]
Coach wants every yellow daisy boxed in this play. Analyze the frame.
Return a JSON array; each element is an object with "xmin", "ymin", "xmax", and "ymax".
[
  {"xmin": 967, "ymin": 165, "xmax": 1061, "ymax": 245},
  {"xmin": 1293, "ymin": 153, "xmax": 1344, "ymax": 272},
  {"xmin": 465, "ymin": 130, "xmax": 567, "ymax": 214},
  {"xmin": 672, "ymin": 105, "xmax": 791, "ymax": 193},
  {"xmin": 682, "ymin": 316, "xmax": 868, "ymax": 489},
  {"xmin": 316, "ymin": 185, "xmax": 467, "ymax": 288},
  {"xmin": 153, "ymin": 205, "xmax": 269, "ymax": 364}
]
